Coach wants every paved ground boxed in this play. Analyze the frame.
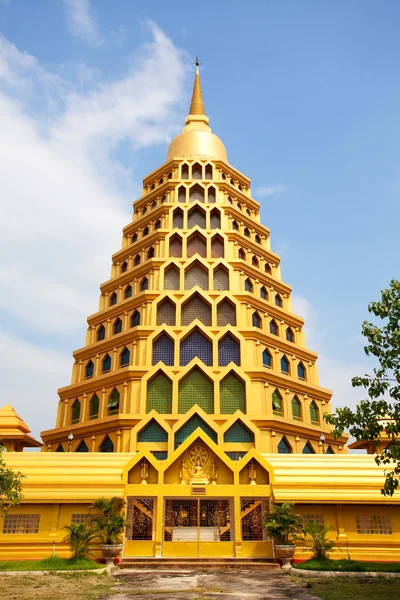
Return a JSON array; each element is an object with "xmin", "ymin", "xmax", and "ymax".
[{"xmin": 106, "ymin": 569, "xmax": 321, "ymax": 600}]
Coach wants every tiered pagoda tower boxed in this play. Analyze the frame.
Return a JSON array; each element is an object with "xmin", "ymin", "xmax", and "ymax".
[{"xmin": 41, "ymin": 64, "xmax": 348, "ymax": 458}]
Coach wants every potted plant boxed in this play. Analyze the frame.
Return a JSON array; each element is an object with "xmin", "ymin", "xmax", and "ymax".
[
  {"xmin": 264, "ymin": 502, "xmax": 304, "ymax": 569},
  {"xmin": 90, "ymin": 496, "xmax": 126, "ymax": 564}
]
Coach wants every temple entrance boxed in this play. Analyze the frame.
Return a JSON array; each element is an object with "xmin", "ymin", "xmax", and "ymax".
[
  {"xmin": 162, "ymin": 498, "xmax": 234, "ymax": 557},
  {"xmin": 124, "ymin": 497, "xmax": 156, "ymax": 557}
]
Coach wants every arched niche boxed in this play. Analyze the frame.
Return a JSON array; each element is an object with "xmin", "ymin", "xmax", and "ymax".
[
  {"xmin": 127, "ymin": 458, "xmax": 159, "ymax": 485},
  {"xmin": 239, "ymin": 457, "xmax": 270, "ymax": 485},
  {"xmin": 164, "ymin": 438, "xmax": 234, "ymax": 485}
]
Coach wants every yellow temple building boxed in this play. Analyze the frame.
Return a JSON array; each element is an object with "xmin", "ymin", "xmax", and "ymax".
[{"xmin": 0, "ymin": 63, "xmax": 399, "ymax": 563}]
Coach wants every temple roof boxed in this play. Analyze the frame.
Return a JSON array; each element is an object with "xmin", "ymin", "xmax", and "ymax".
[
  {"xmin": 0, "ymin": 404, "xmax": 42, "ymax": 448},
  {"xmin": 166, "ymin": 60, "xmax": 228, "ymax": 163}
]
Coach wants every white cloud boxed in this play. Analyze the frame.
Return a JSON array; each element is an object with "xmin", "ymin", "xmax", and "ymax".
[
  {"xmin": 0, "ymin": 332, "xmax": 71, "ymax": 441},
  {"xmin": 254, "ymin": 183, "xmax": 285, "ymax": 198},
  {"xmin": 0, "ymin": 22, "xmax": 187, "ymax": 437},
  {"xmin": 63, "ymin": 0, "xmax": 102, "ymax": 46}
]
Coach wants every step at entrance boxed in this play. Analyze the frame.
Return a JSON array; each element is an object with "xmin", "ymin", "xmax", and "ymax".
[{"xmin": 119, "ymin": 557, "xmax": 280, "ymax": 570}]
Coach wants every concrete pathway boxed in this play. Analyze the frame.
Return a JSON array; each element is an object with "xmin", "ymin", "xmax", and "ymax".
[{"xmin": 106, "ymin": 569, "xmax": 321, "ymax": 600}]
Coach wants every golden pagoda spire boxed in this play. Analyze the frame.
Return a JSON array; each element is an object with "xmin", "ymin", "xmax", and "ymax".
[{"xmin": 188, "ymin": 57, "xmax": 205, "ymax": 116}]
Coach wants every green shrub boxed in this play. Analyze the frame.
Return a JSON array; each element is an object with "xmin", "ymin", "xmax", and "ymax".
[
  {"xmin": 63, "ymin": 522, "xmax": 96, "ymax": 559},
  {"xmin": 299, "ymin": 519, "xmax": 335, "ymax": 559}
]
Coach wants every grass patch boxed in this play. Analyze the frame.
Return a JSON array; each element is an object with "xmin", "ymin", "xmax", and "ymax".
[
  {"xmin": 293, "ymin": 557, "xmax": 400, "ymax": 573},
  {"xmin": 0, "ymin": 573, "xmax": 114, "ymax": 600},
  {"xmin": 293, "ymin": 576, "xmax": 400, "ymax": 600},
  {"xmin": 0, "ymin": 556, "xmax": 101, "ymax": 571}
]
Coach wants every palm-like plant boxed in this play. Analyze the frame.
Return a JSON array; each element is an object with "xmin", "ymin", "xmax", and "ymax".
[
  {"xmin": 89, "ymin": 497, "xmax": 126, "ymax": 545},
  {"xmin": 264, "ymin": 502, "xmax": 305, "ymax": 545},
  {"xmin": 63, "ymin": 522, "xmax": 96, "ymax": 559},
  {"xmin": 300, "ymin": 519, "xmax": 335, "ymax": 559}
]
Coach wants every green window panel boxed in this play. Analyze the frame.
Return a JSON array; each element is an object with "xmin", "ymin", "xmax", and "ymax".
[
  {"xmin": 147, "ymin": 372, "xmax": 173, "ymax": 413},
  {"xmin": 310, "ymin": 401, "xmax": 319, "ymax": 424},
  {"xmin": 291, "ymin": 396, "xmax": 301, "ymax": 421},
  {"xmin": 178, "ymin": 368, "xmax": 214, "ymax": 414},
  {"xmin": 272, "ymin": 390, "xmax": 283, "ymax": 416},
  {"xmin": 175, "ymin": 414, "xmax": 217, "ymax": 449},
  {"xmin": 151, "ymin": 451, "xmax": 168, "ymax": 460},
  {"xmin": 224, "ymin": 421, "xmax": 254, "ymax": 443},
  {"xmin": 71, "ymin": 400, "xmax": 81, "ymax": 424},
  {"xmin": 107, "ymin": 388, "xmax": 120, "ymax": 415},
  {"xmin": 138, "ymin": 419, "xmax": 168, "ymax": 442},
  {"xmin": 325, "ymin": 446, "xmax": 334, "ymax": 455},
  {"xmin": 89, "ymin": 394, "xmax": 99, "ymax": 420},
  {"xmin": 220, "ymin": 373, "xmax": 246, "ymax": 414}
]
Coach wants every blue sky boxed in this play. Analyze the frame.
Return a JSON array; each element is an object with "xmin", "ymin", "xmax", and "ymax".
[{"xmin": 0, "ymin": 1, "xmax": 399, "ymax": 440}]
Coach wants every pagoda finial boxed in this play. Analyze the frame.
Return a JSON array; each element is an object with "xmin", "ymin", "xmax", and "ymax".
[{"xmin": 189, "ymin": 57, "xmax": 205, "ymax": 116}]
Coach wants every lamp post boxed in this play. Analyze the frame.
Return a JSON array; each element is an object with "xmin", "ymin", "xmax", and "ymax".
[
  {"xmin": 319, "ymin": 433, "xmax": 326, "ymax": 454},
  {"xmin": 67, "ymin": 432, "xmax": 74, "ymax": 452}
]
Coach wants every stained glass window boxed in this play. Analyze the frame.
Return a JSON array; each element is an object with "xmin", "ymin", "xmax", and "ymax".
[
  {"xmin": 224, "ymin": 421, "xmax": 253, "ymax": 442},
  {"xmin": 220, "ymin": 373, "xmax": 246, "ymax": 413},
  {"xmin": 138, "ymin": 420, "xmax": 168, "ymax": 442},
  {"xmin": 188, "ymin": 207, "xmax": 206, "ymax": 229},
  {"xmin": 180, "ymin": 328, "xmax": 213, "ymax": 366},
  {"xmin": 217, "ymin": 299, "xmax": 236, "ymax": 326},
  {"xmin": 184, "ymin": 262, "xmax": 209, "ymax": 290},
  {"xmin": 181, "ymin": 294, "xmax": 211, "ymax": 326},
  {"xmin": 187, "ymin": 233, "xmax": 207, "ymax": 257},
  {"xmin": 164, "ymin": 264, "xmax": 180, "ymax": 289},
  {"xmin": 157, "ymin": 299, "xmax": 176, "ymax": 326},
  {"xmin": 147, "ymin": 372, "xmax": 173, "ymax": 413},
  {"xmin": 218, "ymin": 333, "xmax": 240, "ymax": 366},
  {"xmin": 213, "ymin": 266, "xmax": 229, "ymax": 291},
  {"xmin": 178, "ymin": 368, "xmax": 214, "ymax": 413},
  {"xmin": 153, "ymin": 334, "xmax": 174, "ymax": 366},
  {"xmin": 175, "ymin": 414, "xmax": 217, "ymax": 448}
]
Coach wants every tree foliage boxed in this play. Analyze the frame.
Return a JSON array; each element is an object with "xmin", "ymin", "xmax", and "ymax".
[
  {"xmin": 325, "ymin": 279, "xmax": 400, "ymax": 496},
  {"xmin": 0, "ymin": 446, "xmax": 25, "ymax": 516},
  {"xmin": 63, "ymin": 522, "xmax": 96, "ymax": 559},
  {"xmin": 299, "ymin": 520, "xmax": 335, "ymax": 559},
  {"xmin": 263, "ymin": 502, "xmax": 304, "ymax": 545},
  {"xmin": 89, "ymin": 496, "xmax": 125, "ymax": 545}
]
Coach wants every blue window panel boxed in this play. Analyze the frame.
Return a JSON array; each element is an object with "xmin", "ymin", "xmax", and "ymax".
[
  {"xmin": 120, "ymin": 347, "xmax": 130, "ymax": 367},
  {"xmin": 224, "ymin": 421, "xmax": 254, "ymax": 443},
  {"xmin": 180, "ymin": 329, "xmax": 212, "ymax": 366},
  {"xmin": 281, "ymin": 356, "xmax": 290, "ymax": 374},
  {"xmin": 151, "ymin": 451, "xmax": 168, "ymax": 460},
  {"xmin": 85, "ymin": 361, "xmax": 94, "ymax": 378},
  {"xmin": 138, "ymin": 420, "xmax": 168, "ymax": 442},
  {"xmin": 102, "ymin": 354, "xmax": 112, "ymax": 372},
  {"xmin": 100, "ymin": 436, "xmax": 114, "ymax": 452},
  {"xmin": 302, "ymin": 442, "xmax": 315, "ymax": 454},
  {"xmin": 131, "ymin": 310, "xmax": 140, "ymax": 327},
  {"xmin": 175, "ymin": 415, "xmax": 217, "ymax": 449},
  {"xmin": 152, "ymin": 334, "xmax": 174, "ymax": 366},
  {"xmin": 218, "ymin": 334, "xmax": 240, "ymax": 366},
  {"xmin": 76, "ymin": 440, "xmax": 88, "ymax": 453},
  {"xmin": 225, "ymin": 451, "xmax": 247, "ymax": 461},
  {"xmin": 262, "ymin": 350, "xmax": 271, "ymax": 367},
  {"xmin": 278, "ymin": 437, "xmax": 292, "ymax": 454}
]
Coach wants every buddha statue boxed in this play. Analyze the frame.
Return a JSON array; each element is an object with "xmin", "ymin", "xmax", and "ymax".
[{"xmin": 190, "ymin": 455, "xmax": 209, "ymax": 485}]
